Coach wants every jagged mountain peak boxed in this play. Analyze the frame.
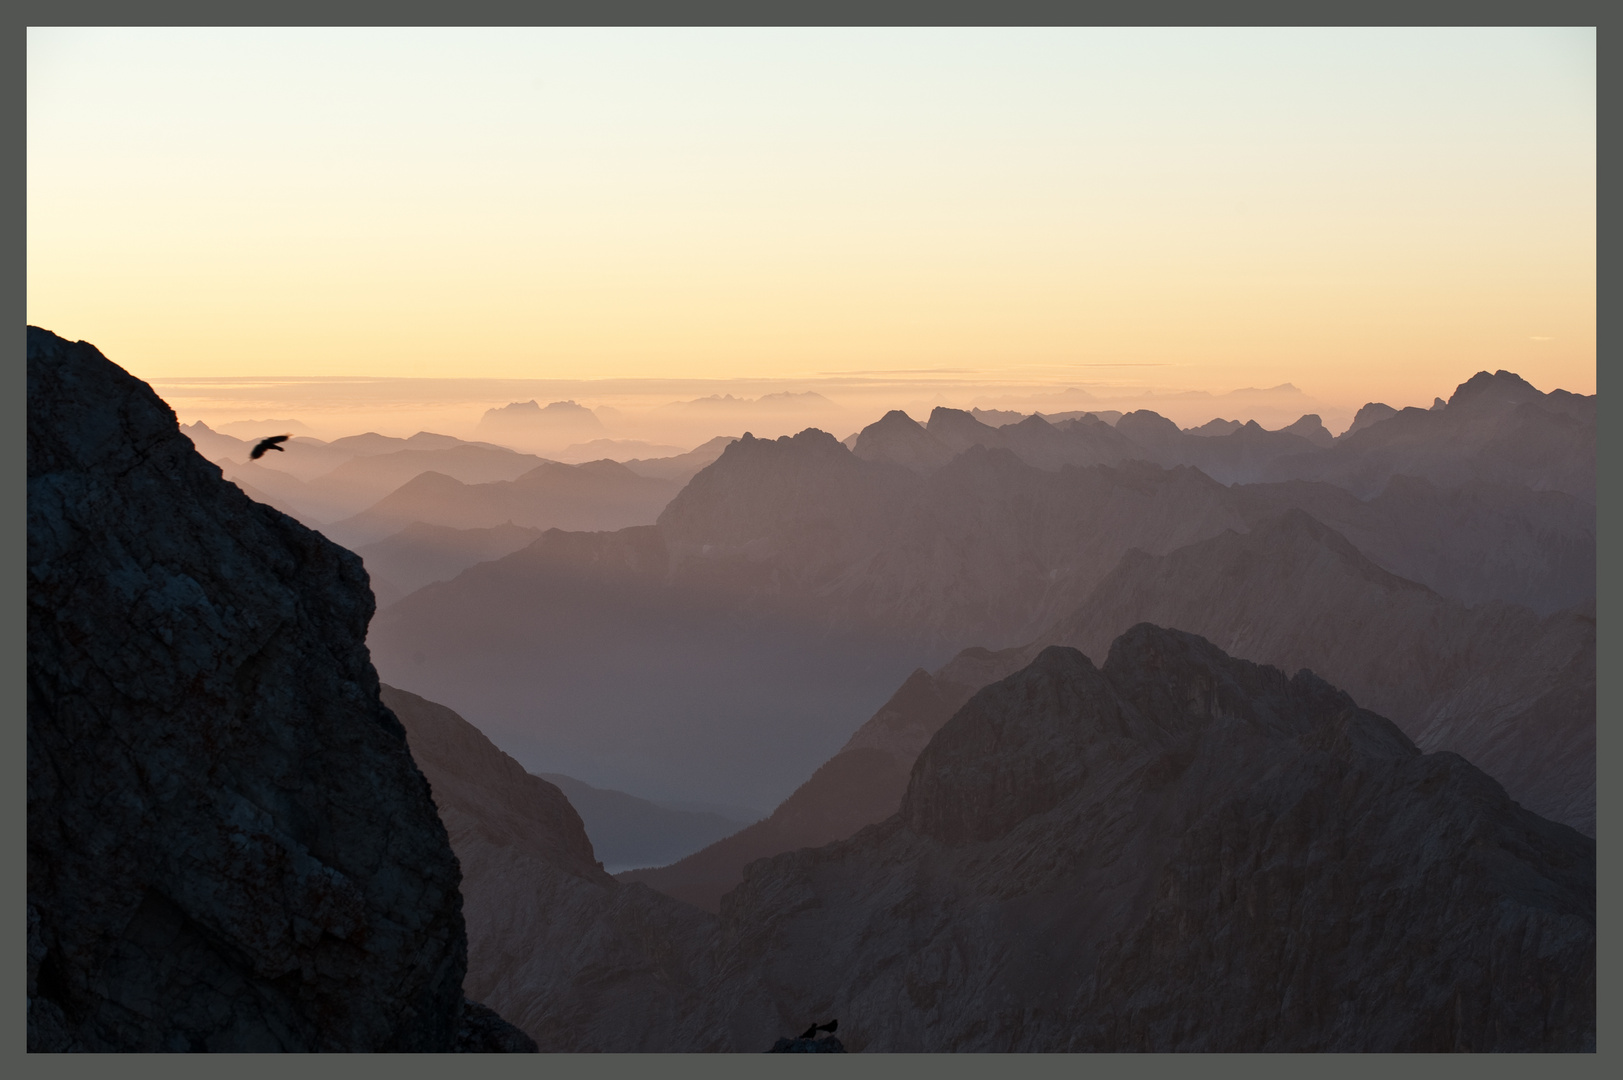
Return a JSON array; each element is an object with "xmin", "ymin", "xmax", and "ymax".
[{"xmin": 1447, "ymin": 369, "xmax": 1545, "ymax": 408}]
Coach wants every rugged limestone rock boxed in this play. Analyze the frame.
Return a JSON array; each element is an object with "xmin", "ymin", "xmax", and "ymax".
[
  {"xmin": 704, "ymin": 627, "xmax": 1595, "ymax": 1051},
  {"xmin": 27, "ymin": 327, "xmax": 525, "ymax": 1052}
]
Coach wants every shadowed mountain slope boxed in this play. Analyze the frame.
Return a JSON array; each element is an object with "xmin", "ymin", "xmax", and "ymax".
[
  {"xmin": 700, "ymin": 627, "xmax": 1594, "ymax": 1051},
  {"xmin": 1044, "ymin": 511, "xmax": 1595, "ymax": 833},
  {"xmin": 380, "ymin": 686, "xmax": 726, "ymax": 1050},
  {"xmin": 27, "ymin": 327, "xmax": 528, "ymax": 1051},
  {"xmin": 1229, "ymin": 474, "xmax": 1594, "ymax": 614}
]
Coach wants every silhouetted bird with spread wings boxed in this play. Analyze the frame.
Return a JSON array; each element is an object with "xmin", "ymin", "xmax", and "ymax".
[{"xmin": 249, "ymin": 434, "xmax": 290, "ymax": 460}]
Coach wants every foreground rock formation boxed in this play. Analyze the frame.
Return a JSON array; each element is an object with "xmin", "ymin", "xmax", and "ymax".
[{"xmin": 27, "ymin": 327, "xmax": 529, "ymax": 1051}]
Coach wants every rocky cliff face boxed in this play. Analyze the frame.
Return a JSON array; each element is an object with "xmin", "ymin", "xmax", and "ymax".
[
  {"xmin": 27, "ymin": 327, "xmax": 527, "ymax": 1052},
  {"xmin": 703, "ymin": 627, "xmax": 1594, "ymax": 1051}
]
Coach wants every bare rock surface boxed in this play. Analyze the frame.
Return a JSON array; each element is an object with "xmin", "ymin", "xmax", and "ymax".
[
  {"xmin": 705, "ymin": 627, "xmax": 1594, "ymax": 1051},
  {"xmin": 26, "ymin": 327, "xmax": 516, "ymax": 1051}
]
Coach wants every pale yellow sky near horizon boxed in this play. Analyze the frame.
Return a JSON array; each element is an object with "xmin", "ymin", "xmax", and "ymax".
[{"xmin": 28, "ymin": 28, "xmax": 1595, "ymax": 420}]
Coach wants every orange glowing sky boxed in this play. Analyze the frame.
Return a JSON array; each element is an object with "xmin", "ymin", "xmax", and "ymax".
[{"xmin": 27, "ymin": 28, "xmax": 1595, "ymax": 429}]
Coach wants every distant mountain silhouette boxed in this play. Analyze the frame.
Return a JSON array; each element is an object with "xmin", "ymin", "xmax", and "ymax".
[
  {"xmin": 1341, "ymin": 401, "xmax": 1399, "ymax": 437},
  {"xmin": 326, "ymin": 459, "xmax": 680, "ymax": 548},
  {"xmin": 852, "ymin": 405, "xmax": 1343, "ymax": 483},
  {"xmin": 180, "ymin": 424, "xmax": 553, "ymax": 524},
  {"xmin": 555, "ymin": 437, "xmax": 686, "ymax": 462},
  {"xmin": 619, "ymin": 435, "xmax": 739, "ymax": 483},
  {"xmin": 475, "ymin": 399, "xmax": 605, "ymax": 452},
  {"xmin": 355, "ymin": 522, "xmax": 543, "ymax": 607},
  {"xmin": 1263, "ymin": 371, "xmax": 1595, "ymax": 498},
  {"xmin": 372, "ymin": 399, "xmax": 1592, "ymax": 813},
  {"xmin": 1230, "ymin": 474, "xmax": 1594, "ymax": 614}
]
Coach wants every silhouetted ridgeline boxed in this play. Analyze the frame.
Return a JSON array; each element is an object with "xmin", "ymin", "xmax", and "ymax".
[{"xmin": 26, "ymin": 327, "xmax": 532, "ymax": 1052}]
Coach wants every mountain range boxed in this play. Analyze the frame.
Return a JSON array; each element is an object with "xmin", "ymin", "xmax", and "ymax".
[
  {"xmin": 32, "ymin": 326, "xmax": 1595, "ymax": 1052},
  {"xmin": 394, "ymin": 627, "xmax": 1594, "ymax": 1051}
]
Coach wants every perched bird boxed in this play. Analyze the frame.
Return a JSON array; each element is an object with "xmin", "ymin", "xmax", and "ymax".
[
  {"xmin": 798, "ymin": 1024, "xmax": 818, "ymax": 1040},
  {"xmin": 249, "ymin": 434, "xmax": 291, "ymax": 460},
  {"xmin": 818, "ymin": 1020, "xmax": 838, "ymax": 1035}
]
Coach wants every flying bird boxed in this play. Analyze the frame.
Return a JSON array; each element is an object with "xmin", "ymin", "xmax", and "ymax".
[{"xmin": 249, "ymin": 434, "xmax": 291, "ymax": 460}]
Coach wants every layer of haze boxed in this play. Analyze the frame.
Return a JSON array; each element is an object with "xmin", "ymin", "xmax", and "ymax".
[{"xmin": 29, "ymin": 28, "xmax": 1594, "ymax": 424}]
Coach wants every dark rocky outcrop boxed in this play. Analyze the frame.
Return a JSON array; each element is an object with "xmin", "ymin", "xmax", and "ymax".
[
  {"xmin": 27, "ymin": 327, "xmax": 527, "ymax": 1052},
  {"xmin": 705, "ymin": 627, "xmax": 1594, "ymax": 1051}
]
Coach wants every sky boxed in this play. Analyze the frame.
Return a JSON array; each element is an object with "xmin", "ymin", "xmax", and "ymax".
[{"xmin": 28, "ymin": 28, "xmax": 1595, "ymax": 435}]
